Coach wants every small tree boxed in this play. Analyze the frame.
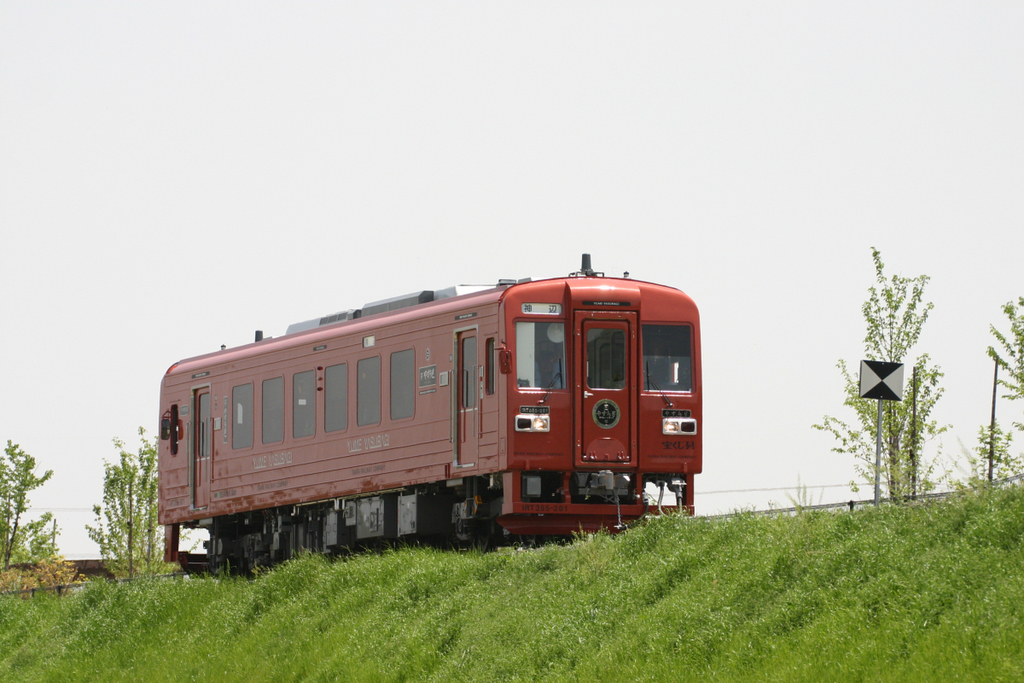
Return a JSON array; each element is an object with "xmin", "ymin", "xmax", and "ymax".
[
  {"xmin": 989, "ymin": 296, "xmax": 1024, "ymax": 430},
  {"xmin": 1, "ymin": 441, "xmax": 56, "ymax": 571},
  {"xmin": 975, "ymin": 296, "xmax": 1024, "ymax": 481},
  {"xmin": 814, "ymin": 248, "xmax": 947, "ymax": 499},
  {"xmin": 87, "ymin": 428, "xmax": 163, "ymax": 578},
  {"xmin": 967, "ymin": 423, "xmax": 1021, "ymax": 482}
]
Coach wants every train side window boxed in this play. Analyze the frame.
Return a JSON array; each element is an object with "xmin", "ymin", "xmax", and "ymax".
[
  {"xmin": 198, "ymin": 393, "xmax": 212, "ymax": 459},
  {"xmin": 357, "ymin": 356, "xmax": 381, "ymax": 427},
  {"xmin": 462, "ymin": 336, "xmax": 477, "ymax": 408},
  {"xmin": 293, "ymin": 370, "xmax": 316, "ymax": 439},
  {"xmin": 324, "ymin": 363, "xmax": 348, "ymax": 432},
  {"xmin": 170, "ymin": 404, "xmax": 179, "ymax": 455},
  {"xmin": 232, "ymin": 383, "xmax": 254, "ymax": 449},
  {"xmin": 515, "ymin": 322, "xmax": 565, "ymax": 389},
  {"xmin": 642, "ymin": 325, "xmax": 693, "ymax": 392},
  {"xmin": 486, "ymin": 338, "xmax": 495, "ymax": 395},
  {"xmin": 263, "ymin": 377, "xmax": 285, "ymax": 444},
  {"xmin": 390, "ymin": 349, "xmax": 415, "ymax": 420}
]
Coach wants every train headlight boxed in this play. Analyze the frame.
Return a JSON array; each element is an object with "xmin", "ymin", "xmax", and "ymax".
[
  {"xmin": 516, "ymin": 414, "xmax": 551, "ymax": 432},
  {"xmin": 662, "ymin": 417, "xmax": 697, "ymax": 435}
]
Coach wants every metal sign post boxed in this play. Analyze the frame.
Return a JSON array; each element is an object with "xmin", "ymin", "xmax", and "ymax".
[
  {"xmin": 874, "ymin": 398, "xmax": 883, "ymax": 506},
  {"xmin": 859, "ymin": 360, "xmax": 905, "ymax": 506}
]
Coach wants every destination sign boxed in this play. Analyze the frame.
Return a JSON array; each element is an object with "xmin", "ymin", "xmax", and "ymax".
[{"xmin": 521, "ymin": 303, "xmax": 562, "ymax": 315}]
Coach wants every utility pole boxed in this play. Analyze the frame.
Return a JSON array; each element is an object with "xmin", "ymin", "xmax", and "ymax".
[
  {"xmin": 874, "ymin": 398, "xmax": 883, "ymax": 506},
  {"xmin": 989, "ymin": 357, "xmax": 999, "ymax": 482},
  {"xmin": 911, "ymin": 365, "xmax": 918, "ymax": 500},
  {"xmin": 128, "ymin": 478, "xmax": 134, "ymax": 578}
]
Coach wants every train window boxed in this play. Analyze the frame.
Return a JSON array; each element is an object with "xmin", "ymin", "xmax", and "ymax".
[
  {"xmin": 462, "ymin": 336, "xmax": 477, "ymax": 408},
  {"xmin": 390, "ymin": 349, "xmax": 415, "ymax": 420},
  {"xmin": 515, "ymin": 322, "xmax": 565, "ymax": 389},
  {"xmin": 486, "ymin": 338, "xmax": 495, "ymax": 395},
  {"xmin": 357, "ymin": 356, "xmax": 381, "ymax": 426},
  {"xmin": 263, "ymin": 377, "xmax": 285, "ymax": 444},
  {"xmin": 232, "ymin": 383, "xmax": 253, "ymax": 449},
  {"xmin": 586, "ymin": 328, "xmax": 626, "ymax": 389},
  {"xmin": 324, "ymin": 363, "xmax": 348, "ymax": 432},
  {"xmin": 293, "ymin": 370, "xmax": 316, "ymax": 439},
  {"xmin": 198, "ymin": 393, "xmax": 211, "ymax": 459},
  {"xmin": 170, "ymin": 404, "xmax": 179, "ymax": 455},
  {"xmin": 642, "ymin": 325, "xmax": 693, "ymax": 392}
]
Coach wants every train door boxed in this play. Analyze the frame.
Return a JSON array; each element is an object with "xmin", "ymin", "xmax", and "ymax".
[
  {"xmin": 575, "ymin": 313, "xmax": 636, "ymax": 467},
  {"xmin": 454, "ymin": 329, "xmax": 479, "ymax": 468},
  {"xmin": 192, "ymin": 388, "xmax": 211, "ymax": 510}
]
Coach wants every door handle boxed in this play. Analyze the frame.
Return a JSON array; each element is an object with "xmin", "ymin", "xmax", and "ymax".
[{"xmin": 584, "ymin": 391, "xmax": 594, "ymax": 398}]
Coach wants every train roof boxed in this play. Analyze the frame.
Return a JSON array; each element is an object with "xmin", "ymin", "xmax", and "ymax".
[
  {"xmin": 163, "ymin": 255, "xmax": 695, "ymax": 380},
  {"xmin": 283, "ymin": 281, "xmax": 525, "ymax": 335},
  {"xmin": 164, "ymin": 282, "xmax": 516, "ymax": 379}
]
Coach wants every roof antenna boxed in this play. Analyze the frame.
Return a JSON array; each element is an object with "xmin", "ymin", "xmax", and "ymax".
[{"xmin": 570, "ymin": 253, "xmax": 603, "ymax": 278}]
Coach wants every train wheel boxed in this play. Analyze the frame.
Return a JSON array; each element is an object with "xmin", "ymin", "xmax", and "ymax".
[{"xmin": 474, "ymin": 520, "xmax": 496, "ymax": 551}]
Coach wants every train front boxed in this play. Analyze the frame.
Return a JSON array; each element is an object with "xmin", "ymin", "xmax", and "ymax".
[{"xmin": 496, "ymin": 271, "xmax": 701, "ymax": 536}]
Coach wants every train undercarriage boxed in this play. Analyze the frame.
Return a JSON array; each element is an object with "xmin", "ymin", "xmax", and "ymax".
[{"xmin": 170, "ymin": 471, "xmax": 689, "ymax": 573}]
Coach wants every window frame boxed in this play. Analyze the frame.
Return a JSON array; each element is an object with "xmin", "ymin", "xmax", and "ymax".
[
  {"xmin": 231, "ymin": 383, "xmax": 254, "ymax": 450},
  {"xmin": 357, "ymin": 356, "xmax": 382, "ymax": 427},
  {"xmin": 640, "ymin": 323, "xmax": 694, "ymax": 393},
  {"xmin": 324, "ymin": 362, "xmax": 349, "ymax": 433},
  {"xmin": 262, "ymin": 376, "xmax": 285, "ymax": 444},
  {"xmin": 293, "ymin": 369, "xmax": 317, "ymax": 439},
  {"xmin": 585, "ymin": 326, "xmax": 627, "ymax": 390},
  {"xmin": 514, "ymin": 320, "xmax": 568, "ymax": 391},
  {"xmin": 390, "ymin": 348, "xmax": 416, "ymax": 421},
  {"xmin": 486, "ymin": 337, "xmax": 495, "ymax": 396}
]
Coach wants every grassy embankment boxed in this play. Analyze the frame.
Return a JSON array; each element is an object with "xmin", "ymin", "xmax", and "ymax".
[{"xmin": 2, "ymin": 485, "xmax": 1024, "ymax": 682}]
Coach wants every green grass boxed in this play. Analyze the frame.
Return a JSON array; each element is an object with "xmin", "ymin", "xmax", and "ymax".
[{"xmin": 3, "ymin": 486, "xmax": 1024, "ymax": 682}]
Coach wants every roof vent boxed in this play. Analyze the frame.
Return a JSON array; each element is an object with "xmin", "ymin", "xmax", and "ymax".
[
  {"xmin": 434, "ymin": 285, "xmax": 495, "ymax": 301},
  {"xmin": 361, "ymin": 291, "xmax": 435, "ymax": 317},
  {"xmin": 282, "ymin": 280, "xmax": 517, "ymax": 336},
  {"xmin": 285, "ymin": 310, "xmax": 358, "ymax": 335}
]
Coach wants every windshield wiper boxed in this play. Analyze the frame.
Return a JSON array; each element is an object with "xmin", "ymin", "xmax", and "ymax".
[
  {"xmin": 539, "ymin": 359, "xmax": 563, "ymax": 404},
  {"xmin": 646, "ymin": 361, "xmax": 673, "ymax": 408}
]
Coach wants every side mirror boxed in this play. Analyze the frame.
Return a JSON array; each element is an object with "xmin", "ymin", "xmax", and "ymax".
[
  {"xmin": 498, "ymin": 344, "xmax": 512, "ymax": 375},
  {"xmin": 160, "ymin": 406, "xmax": 181, "ymax": 455}
]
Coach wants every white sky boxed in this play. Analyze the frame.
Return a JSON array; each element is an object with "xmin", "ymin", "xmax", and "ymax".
[{"xmin": 2, "ymin": 2, "xmax": 1022, "ymax": 558}]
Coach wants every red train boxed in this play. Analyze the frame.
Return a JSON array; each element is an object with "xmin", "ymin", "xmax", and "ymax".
[{"xmin": 158, "ymin": 256, "xmax": 701, "ymax": 571}]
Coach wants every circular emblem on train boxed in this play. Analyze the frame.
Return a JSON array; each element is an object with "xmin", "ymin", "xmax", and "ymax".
[{"xmin": 592, "ymin": 399, "xmax": 620, "ymax": 429}]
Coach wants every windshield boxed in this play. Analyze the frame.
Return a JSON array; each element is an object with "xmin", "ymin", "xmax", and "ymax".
[
  {"xmin": 516, "ymin": 321, "xmax": 566, "ymax": 389},
  {"xmin": 642, "ymin": 325, "xmax": 692, "ymax": 392}
]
